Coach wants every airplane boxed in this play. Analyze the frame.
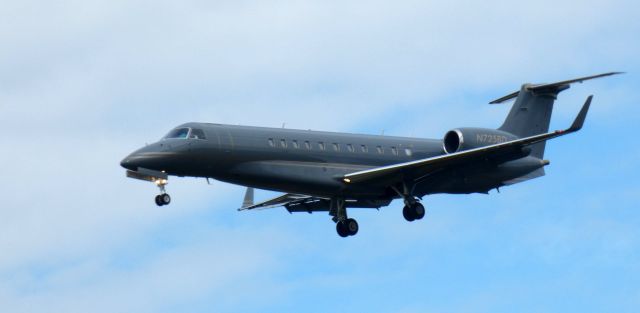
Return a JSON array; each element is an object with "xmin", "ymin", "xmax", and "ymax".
[{"xmin": 120, "ymin": 72, "xmax": 621, "ymax": 237}]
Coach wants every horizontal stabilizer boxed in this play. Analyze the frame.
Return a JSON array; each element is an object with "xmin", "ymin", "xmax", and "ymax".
[
  {"xmin": 489, "ymin": 91, "xmax": 520, "ymax": 104},
  {"xmin": 238, "ymin": 193, "xmax": 315, "ymax": 211},
  {"xmin": 490, "ymin": 72, "xmax": 622, "ymax": 104},
  {"xmin": 528, "ymin": 72, "xmax": 623, "ymax": 92}
]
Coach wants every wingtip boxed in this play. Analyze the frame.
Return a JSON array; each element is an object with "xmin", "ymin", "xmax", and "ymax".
[
  {"xmin": 591, "ymin": 71, "xmax": 625, "ymax": 78},
  {"xmin": 596, "ymin": 71, "xmax": 625, "ymax": 79},
  {"xmin": 589, "ymin": 71, "xmax": 624, "ymax": 80}
]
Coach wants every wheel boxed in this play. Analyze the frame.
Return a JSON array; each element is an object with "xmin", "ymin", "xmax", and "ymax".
[
  {"xmin": 336, "ymin": 221, "xmax": 349, "ymax": 237},
  {"xmin": 345, "ymin": 218, "xmax": 359, "ymax": 236},
  {"xmin": 161, "ymin": 193, "xmax": 171, "ymax": 205},
  {"xmin": 403, "ymin": 205, "xmax": 415, "ymax": 222},
  {"xmin": 413, "ymin": 202, "xmax": 425, "ymax": 220},
  {"xmin": 155, "ymin": 195, "xmax": 164, "ymax": 206}
]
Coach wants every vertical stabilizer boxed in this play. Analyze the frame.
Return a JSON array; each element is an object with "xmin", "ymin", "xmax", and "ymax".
[
  {"xmin": 492, "ymin": 72, "xmax": 621, "ymax": 158},
  {"xmin": 497, "ymin": 84, "xmax": 568, "ymax": 158}
]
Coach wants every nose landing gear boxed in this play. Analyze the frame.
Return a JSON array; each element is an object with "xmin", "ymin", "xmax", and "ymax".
[
  {"xmin": 154, "ymin": 178, "xmax": 171, "ymax": 206},
  {"xmin": 125, "ymin": 168, "xmax": 172, "ymax": 207},
  {"xmin": 155, "ymin": 193, "xmax": 171, "ymax": 206}
]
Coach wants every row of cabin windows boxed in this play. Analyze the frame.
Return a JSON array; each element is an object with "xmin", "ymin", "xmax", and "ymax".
[{"xmin": 267, "ymin": 138, "xmax": 412, "ymax": 156}]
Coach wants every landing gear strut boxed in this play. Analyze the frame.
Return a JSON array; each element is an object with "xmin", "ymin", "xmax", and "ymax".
[
  {"xmin": 330, "ymin": 197, "xmax": 359, "ymax": 237},
  {"xmin": 154, "ymin": 178, "xmax": 171, "ymax": 206}
]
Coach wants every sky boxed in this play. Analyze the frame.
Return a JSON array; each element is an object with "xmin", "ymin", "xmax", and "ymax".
[{"xmin": 1, "ymin": 0, "xmax": 639, "ymax": 312}]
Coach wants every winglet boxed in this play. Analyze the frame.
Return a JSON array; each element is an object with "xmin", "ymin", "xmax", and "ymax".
[
  {"xmin": 568, "ymin": 95, "xmax": 593, "ymax": 132},
  {"xmin": 241, "ymin": 187, "xmax": 254, "ymax": 209}
]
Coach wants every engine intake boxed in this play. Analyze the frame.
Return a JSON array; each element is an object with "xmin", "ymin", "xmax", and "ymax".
[{"xmin": 443, "ymin": 128, "xmax": 517, "ymax": 153}]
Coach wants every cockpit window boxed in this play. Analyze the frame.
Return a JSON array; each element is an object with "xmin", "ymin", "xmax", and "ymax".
[
  {"xmin": 189, "ymin": 128, "xmax": 207, "ymax": 140},
  {"xmin": 164, "ymin": 127, "xmax": 190, "ymax": 139}
]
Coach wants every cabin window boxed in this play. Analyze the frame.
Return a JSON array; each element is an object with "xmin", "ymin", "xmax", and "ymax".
[
  {"xmin": 391, "ymin": 146, "xmax": 398, "ymax": 155},
  {"xmin": 347, "ymin": 144, "xmax": 354, "ymax": 152},
  {"xmin": 318, "ymin": 142, "xmax": 325, "ymax": 150},
  {"xmin": 280, "ymin": 139, "xmax": 287, "ymax": 148},
  {"xmin": 333, "ymin": 143, "xmax": 340, "ymax": 152},
  {"xmin": 376, "ymin": 146, "xmax": 383, "ymax": 154},
  {"xmin": 292, "ymin": 140, "xmax": 299, "ymax": 149},
  {"xmin": 304, "ymin": 141, "xmax": 311, "ymax": 149},
  {"xmin": 189, "ymin": 128, "xmax": 207, "ymax": 140},
  {"xmin": 405, "ymin": 148, "xmax": 412, "ymax": 156},
  {"xmin": 361, "ymin": 145, "xmax": 368, "ymax": 153},
  {"xmin": 268, "ymin": 138, "xmax": 275, "ymax": 147}
]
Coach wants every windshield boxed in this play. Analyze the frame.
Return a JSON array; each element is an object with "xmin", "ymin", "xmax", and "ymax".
[{"xmin": 163, "ymin": 127, "xmax": 190, "ymax": 139}]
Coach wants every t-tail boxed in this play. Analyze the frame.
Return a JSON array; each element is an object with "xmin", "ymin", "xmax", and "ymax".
[{"xmin": 491, "ymin": 72, "xmax": 622, "ymax": 158}]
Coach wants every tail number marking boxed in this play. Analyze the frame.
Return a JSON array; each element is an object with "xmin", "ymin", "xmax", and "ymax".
[{"xmin": 476, "ymin": 134, "xmax": 508, "ymax": 144}]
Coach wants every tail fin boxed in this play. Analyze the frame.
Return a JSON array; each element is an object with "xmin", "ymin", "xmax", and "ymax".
[
  {"xmin": 492, "ymin": 72, "xmax": 621, "ymax": 158},
  {"xmin": 496, "ymin": 84, "xmax": 564, "ymax": 158}
]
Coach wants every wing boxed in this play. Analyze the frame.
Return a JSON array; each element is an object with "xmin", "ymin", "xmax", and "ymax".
[
  {"xmin": 238, "ymin": 189, "xmax": 326, "ymax": 211},
  {"xmin": 343, "ymin": 95, "xmax": 592, "ymax": 185}
]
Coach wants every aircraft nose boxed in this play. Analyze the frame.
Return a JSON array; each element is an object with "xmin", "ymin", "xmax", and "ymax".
[
  {"xmin": 120, "ymin": 156, "xmax": 137, "ymax": 171},
  {"xmin": 120, "ymin": 144, "xmax": 173, "ymax": 172},
  {"xmin": 120, "ymin": 149, "xmax": 147, "ymax": 171}
]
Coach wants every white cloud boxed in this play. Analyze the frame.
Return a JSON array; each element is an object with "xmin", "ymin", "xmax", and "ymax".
[
  {"xmin": 0, "ymin": 225, "xmax": 293, "ymax": 313},
  {"xmin": 0, "ymin": 0, "xmax": 638, "ymax": 312}
]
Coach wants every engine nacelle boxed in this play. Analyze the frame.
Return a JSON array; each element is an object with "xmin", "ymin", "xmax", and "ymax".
[{"xmin": 443, "ymin": 128, "xmax": 518, "ymax": 153}]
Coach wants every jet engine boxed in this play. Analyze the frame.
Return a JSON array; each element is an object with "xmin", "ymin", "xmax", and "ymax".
[{"xmin": 443, "ymin": 128, "xmax": 518, "ymax": 153}]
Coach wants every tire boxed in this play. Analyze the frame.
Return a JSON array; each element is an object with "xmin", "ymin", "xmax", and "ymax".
[
  {"xmin": 155, "ymin": 195, "xmax": 164, "ymax": 206},
  {"xmin": 413, "ymin": 203, "xmax": 425, "ymax": 220},
  {"xmin": 403, "ymin": 205, "xmax": 415, "ymax": 222},
  {"xmin": 336, "ymin": 221, "xmax": 349, "ymax": 237},
  {"xmin": 161, "ymin": 193, "xmax": 171, "ymax": 205},
  {"xmin": 345, "ymin": 218, "xmax": 359, "ymax": 236}
]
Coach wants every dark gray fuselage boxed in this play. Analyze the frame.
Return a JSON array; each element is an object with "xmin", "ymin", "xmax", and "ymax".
[{"xmin": 121, "ymin": 123, "xmax": 542, "ymax": 201}]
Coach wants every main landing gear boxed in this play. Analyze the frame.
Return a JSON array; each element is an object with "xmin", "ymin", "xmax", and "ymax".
[
  {"xmin": 392, "ymin": 184, "xmax": 426, "ymax": 222},
  {"xmin": 403, "ymin": 201, "xmax": 425, "ymax": 222},
  {"xmin": 329, "ymin": 197, "xmax": 359, "ymax": 238},
  {"xmin": 336, "ymin": 218, "xmax": 359, "ymax": 237},
  {"xmin": 154, "ymin": 178, "xmax": 171, "ymax": 206}
]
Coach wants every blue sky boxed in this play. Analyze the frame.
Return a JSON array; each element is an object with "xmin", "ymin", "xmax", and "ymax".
[{"xmin": 1, "ymin": 1, "xmax": 639, "ymax": 312}]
